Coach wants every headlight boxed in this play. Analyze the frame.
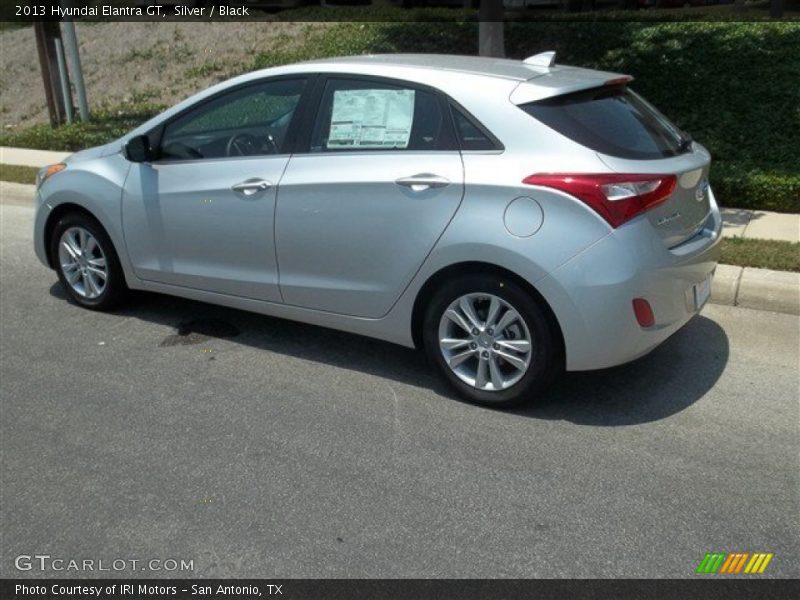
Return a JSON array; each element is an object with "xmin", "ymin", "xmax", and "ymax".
[{"xmin": 36, "ymin": 163, "xmax": 66, "ymax": 189}]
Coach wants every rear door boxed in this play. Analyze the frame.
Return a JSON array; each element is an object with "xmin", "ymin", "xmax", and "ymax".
[
  {"xmin": 521, "ymin": 85, "xmax": 712, "ymax": 247},
  {"xmin": 275, "ymin": 75, "xmax": 464, "ymax": 318}
]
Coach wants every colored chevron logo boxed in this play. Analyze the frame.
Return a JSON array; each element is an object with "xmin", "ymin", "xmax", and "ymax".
[{"xmin": 696, "ymin": 552, "xmax": 774, "ymax": 574}]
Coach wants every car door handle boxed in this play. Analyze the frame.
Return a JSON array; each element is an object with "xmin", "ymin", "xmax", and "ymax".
[
  {"xmin": 231, "ymin": 178, "xmax": 272, "ymax": 196},
  {"xmin": 395, "ymin": 173, "xmax": 450, "ymax": 192}
]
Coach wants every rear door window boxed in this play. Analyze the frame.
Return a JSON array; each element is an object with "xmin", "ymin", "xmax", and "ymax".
[
  {"xmin": 309, "ymin": 78, "xmax": 455, "ymax": 152},
  {"xmin": 521, "ymin": 86, "xmax": 687, "ymax": 160}
]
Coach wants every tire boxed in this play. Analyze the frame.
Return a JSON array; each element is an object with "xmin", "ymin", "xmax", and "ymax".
[
  {"xmin": 49, "ymin": 212, "xmax": 128, "ymax": 311},
  {"xmin": 422, "ymin": 273, "xmax": 560, "ymax": 408}
]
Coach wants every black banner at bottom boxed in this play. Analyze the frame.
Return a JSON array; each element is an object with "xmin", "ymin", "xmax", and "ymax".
[{"xmin": 2, "ymin": 579, "xmax": 799, "ymax": 600}]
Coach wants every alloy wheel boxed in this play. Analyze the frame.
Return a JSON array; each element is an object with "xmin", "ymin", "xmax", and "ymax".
[
  {"xmin": 437, "ymin": 293, "xmax": 533, "ymax": 391},
  {"xmin": 58, "ymin": 226, "xmax": 108, "ymax": 299}
]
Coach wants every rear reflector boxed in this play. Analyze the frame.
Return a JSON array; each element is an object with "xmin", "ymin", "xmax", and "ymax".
[
  {"xmin": 632, "ymin": 298, "xmax": 655, "ymax": 328},
  {"xmin": 523, "ymin": 173, "xmax": 677, "ymax": 228}
]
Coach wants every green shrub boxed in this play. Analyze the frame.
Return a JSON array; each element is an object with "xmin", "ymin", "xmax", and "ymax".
[
  {"xmin": 0, "ymin": 101, "xmax": 164, "ymax": 152},
  {"xmin": 254, "ymin": 21, "xmax": 799, "ymax": 212},
  {"xmin": 711, "ymin": 168, "xmax": 800, "ymax": 213}
]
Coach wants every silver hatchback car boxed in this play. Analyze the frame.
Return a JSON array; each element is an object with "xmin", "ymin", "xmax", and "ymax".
[{"xmin": 34, "ymin": 53, "xmax": 721, "ymax": 407}]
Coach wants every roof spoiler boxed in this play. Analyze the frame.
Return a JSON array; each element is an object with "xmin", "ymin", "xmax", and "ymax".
[
  {"xmin": 509, "ymin": 65, "xmax": 634, "ymax": 105},
  {"xmin": 523, "ymin": 51, "xmax": 556, "ymax": 69}
]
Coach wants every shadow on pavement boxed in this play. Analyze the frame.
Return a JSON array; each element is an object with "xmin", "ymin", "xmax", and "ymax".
[
  {"xmin": 516, "ymin": 313, "xmax": 729, "ymax": 426},
  {"xmin": 50, "ymin": 283, "xmax": 729, "ymax": 427},
  {"xmin": 721, "ymin": 208, "xmax": 764, "ymax": 230}
]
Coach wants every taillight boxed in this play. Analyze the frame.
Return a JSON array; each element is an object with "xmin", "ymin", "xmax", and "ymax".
[{"xmin": 522, "ymin": 173, "xmax": 677, "ymax": 228}]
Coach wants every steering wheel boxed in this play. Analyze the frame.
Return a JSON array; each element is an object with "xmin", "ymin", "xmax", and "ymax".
[{"xmin": 226, "ymin": 133, "xmax": 259, "ymax": 157}]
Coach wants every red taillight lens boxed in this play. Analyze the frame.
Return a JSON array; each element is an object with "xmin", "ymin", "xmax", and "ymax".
[
  {"xmin": 522, "ymin": 173, "xmax": 677, "ymax": 228},
  {"xmin": 632, "ymin": 298, "xmax": 655, "ymax": 328}
]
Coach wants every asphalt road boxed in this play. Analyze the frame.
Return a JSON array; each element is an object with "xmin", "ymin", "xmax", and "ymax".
[{"xmin": 1, "ymin": 191, "xmax": 798, "ymax": 578}]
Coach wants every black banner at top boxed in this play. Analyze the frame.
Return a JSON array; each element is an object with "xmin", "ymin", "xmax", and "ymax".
[{"xmin": 5, "ymin": 0, "xmax": 799, "ymax": 23}]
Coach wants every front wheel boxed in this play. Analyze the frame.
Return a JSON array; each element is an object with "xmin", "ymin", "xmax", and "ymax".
[
  {"xmin": 423, "ymin": 274, "xmax": 560, "ymax": 408},
  {"xmin": 50, "ymin": 213, "xmax": 128, "ymax": 310}
]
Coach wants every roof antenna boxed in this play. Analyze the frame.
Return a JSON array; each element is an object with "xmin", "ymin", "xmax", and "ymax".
[{"xmin": 524, "ymin": 51, "xmax": 556, "ymax": 68}]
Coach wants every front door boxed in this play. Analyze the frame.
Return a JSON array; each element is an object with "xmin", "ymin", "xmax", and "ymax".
[
  {"xmin": 122, "ymin": 77, "xmax": 308, "ymax": 302},
  {"xmin": 275, "ymin": 76, "xmax": 464, "ymax": 318}
]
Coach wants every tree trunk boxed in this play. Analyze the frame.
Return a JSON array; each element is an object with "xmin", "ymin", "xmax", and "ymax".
[
  {"xmin": 770, "ymin": 0, "xmax": 784, "ymax": 18},
  {"xmin": 478, "ymin": 0, "xmax": 505, "ymax": 58}
]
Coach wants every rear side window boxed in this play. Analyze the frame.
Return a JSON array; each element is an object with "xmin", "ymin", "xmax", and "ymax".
[
  {"xmin": 450, "ymin": 106, "xmax": 498, "ymax": 151},
  {"xmin": 521, "ymin": 86, "xmax": 687, "ymax": 160}
]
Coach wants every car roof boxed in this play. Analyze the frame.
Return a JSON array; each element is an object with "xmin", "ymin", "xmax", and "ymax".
[
  {"xmin": 124, "ymin": 53, "xmax": 627, "ymax": 142},
  {"xmin": 294, "ymin": 54, "xmax": 628, "ymax": 103}
]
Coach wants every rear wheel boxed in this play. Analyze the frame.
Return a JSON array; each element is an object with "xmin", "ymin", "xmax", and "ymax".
[
  {"xmin": 423, "ymin": 274, "xmax": 559, "ymax": 408},
  {"xmin": 50, "ymin": 213, "xmax": 128, "ymax": 310}
]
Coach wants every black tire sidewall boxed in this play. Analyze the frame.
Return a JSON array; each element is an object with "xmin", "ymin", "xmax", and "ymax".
[
  {"xmin": 50, "ymin": 213, "xmax": 126, "ymax": 310},
  {"xmin": 423, "ymin": 274, "xmax": 557, "ymax": 408}
]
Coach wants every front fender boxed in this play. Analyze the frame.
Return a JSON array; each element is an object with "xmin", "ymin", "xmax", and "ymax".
[{"xmin": 35, "ymin": 153, "xmax": 136, "ymax": 285}]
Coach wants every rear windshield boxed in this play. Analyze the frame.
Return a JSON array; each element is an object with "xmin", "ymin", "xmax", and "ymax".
[{"xmin": 521, "ymin": 86, "xmax": 688, "ymax": 160}]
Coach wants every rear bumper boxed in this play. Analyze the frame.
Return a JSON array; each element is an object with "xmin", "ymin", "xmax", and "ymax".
[{"xmin": 538, "ymin": 199, "xmax": 722, "ymax": 371}]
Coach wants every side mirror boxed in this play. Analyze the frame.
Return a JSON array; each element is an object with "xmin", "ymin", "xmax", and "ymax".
[{"xmin": 125, "ymin": 135, "xmax": 155, "ymax": 163}]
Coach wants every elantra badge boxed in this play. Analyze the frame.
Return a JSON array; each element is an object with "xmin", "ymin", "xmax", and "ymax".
[{"xmin": 658, "ymin": 212, "xmax": 682, "ymax": 226}]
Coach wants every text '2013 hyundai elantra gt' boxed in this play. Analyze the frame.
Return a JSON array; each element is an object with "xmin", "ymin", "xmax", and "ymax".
[{"xmin": 33, "ymin": 52, "xmax": 721, "ymax": 407}]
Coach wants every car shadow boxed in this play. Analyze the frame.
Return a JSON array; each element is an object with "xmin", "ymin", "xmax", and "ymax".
[
  {"xmin": 50, "ymin": 283, "xmax": 729, "ymax": 427},
  {"xmin": 721, "ymin": 208, "xmax": 766, "ymax": 232},
  {"xmin": 720, "ymin": 208, "xmax": 756, "ymax": 228},
  {"xmin": 513, "ymin": 311, "xmax": 729, "ymax": 426}
]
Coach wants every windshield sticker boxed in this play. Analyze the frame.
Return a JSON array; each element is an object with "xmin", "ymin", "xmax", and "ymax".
[{"xmin": 328, "ymin": 89, "xmax": 415, "ymax": 149}]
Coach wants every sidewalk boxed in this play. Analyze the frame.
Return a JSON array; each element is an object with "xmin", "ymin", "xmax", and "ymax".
[
  {"xmin": 721, "ymin": 208, "xmax": 800, "ymax": 244},
  {"xmin": 0, "ymin": 146, "xmax": 71, "ymax": 169}
]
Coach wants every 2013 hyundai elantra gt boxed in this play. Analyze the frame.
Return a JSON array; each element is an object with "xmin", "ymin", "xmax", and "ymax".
[{"xmin": 33, "ymin": 53, "xmax": 721, "ymax": 407}]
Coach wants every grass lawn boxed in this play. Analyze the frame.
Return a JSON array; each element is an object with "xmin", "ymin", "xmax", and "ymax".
[
  {"xmin": 720, "ymin": 238, "xmax": 800, "ymax": 273},
  {"xmin": 0, "ymin": 164, "xmax": 38, "ymax": 185}
]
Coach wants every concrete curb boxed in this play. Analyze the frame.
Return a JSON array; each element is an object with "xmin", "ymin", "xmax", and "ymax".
[{"xmin": 711, "ymin": 265, "xmax": 799, "ymax": 316}]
